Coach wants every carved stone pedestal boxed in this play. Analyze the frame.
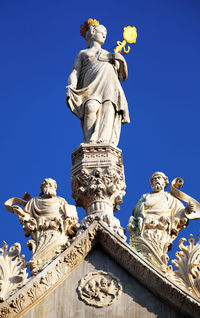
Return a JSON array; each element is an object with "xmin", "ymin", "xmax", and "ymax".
[{"xmin": 71, "ymin": 144, "xmax": 126, "ymax": 216}]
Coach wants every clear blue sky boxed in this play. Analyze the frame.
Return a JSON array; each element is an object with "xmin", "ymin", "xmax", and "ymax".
[{"xmin": 0, "ymin": 0, "xmax": 200, "ymax": 263}]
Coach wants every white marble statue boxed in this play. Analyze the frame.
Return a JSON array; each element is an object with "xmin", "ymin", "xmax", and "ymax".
[
  {"xmin": 6, "ymin": 178, "xmax": 76, "ymax": 224},
  {"xmin": 66, "ymin": 20, "xmax": 130, "ymax": 146},
  {"xmin": 128, "ymin": 172, "xmax": 195, "ymax": 272},
  {"xmin": 131, "ymin": 172, "xmax": 195, "ymax": 236},
  {"xmin": 24, "ymin": 178, "xmax": 71, "ymax": 223},
  {"xmin": 5, "ymin": 178, "xmax": 78, "ymax": 274}
]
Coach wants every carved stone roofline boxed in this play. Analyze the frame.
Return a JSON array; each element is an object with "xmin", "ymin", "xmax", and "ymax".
[{"xmin": 1, "ymin": 222, "xmax": 200, "ymax": 318}]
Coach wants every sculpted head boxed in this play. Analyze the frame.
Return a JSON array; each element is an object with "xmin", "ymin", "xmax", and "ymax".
[
  {"xmin": 150, "ymin": 172, "xmax": 169, "ymax": 193},
  {"xmin": 100, "ymin": 277, "xmax": 108, "ymax": 288},
  {"xmin": 85, "ymin": 25, "xmax": 107, "ymax": 46},
  {"xmin": 40, "ymin": 178, "xmax": 57, "ymax": 198}
]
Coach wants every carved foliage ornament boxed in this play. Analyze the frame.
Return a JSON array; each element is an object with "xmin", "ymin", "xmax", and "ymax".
[
  {"xmin": 171, "ymin": 234, "xmax": 200, "ymax": 299},
  {"xmin": 0, "ymin": 307, "xmax": 10, "ymax": 318},
  {"xmin": 0, "ymin": 225, "xmax": 98, "ymax": 317},
  {"xmin": 0, "ymin": 242, "xmax": 28, "ymax": 302},
  {"xmin": 78, "ymin": 271, "xmax": 122, "ymax": 307},
  {"xmin": 71, "ymin": 167, "xmax": 126, "ymax": 212}
]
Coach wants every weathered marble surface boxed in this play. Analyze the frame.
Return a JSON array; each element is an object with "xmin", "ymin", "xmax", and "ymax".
[
  {"xmin": 71, "ymin": 144, "xmax": 126, "ymax": 217},
  {"xmin": 21, "ymin": 247, "xmax": 185, "ymax": 318},
  {"xmin": 1, "ymin": 222, "xmax": 199, "ymax": 318},
  {"xmin": 128, "ymin": 172, "xmax": 195, "ymax": 272},
  {"xmin": 5, "ymin": 178, "xmax": 78, "ymax": 275},
  {"xmin": 66, "ymin": 20, "xmax": 129, "ymax": 146}
]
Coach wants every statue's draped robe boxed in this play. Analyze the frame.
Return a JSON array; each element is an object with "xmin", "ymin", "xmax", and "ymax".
[
  {"xmin": 133, "ymin": 192, "xmax": 186, "ymax": 234},
  {"xmin": 66, "ymin": 49, "xmax": 129, "ymax": 145},
  {"xmin": 24, "ymin": 196, "xmax": 66, "ymax": 220}
]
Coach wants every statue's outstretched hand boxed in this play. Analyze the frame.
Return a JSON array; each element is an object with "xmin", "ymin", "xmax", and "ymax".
[
  {"xmin": 12, "ymin": 205, "xmax": 25, "ymax": 217},
  {"xmin": 113, "ymin": 52, "xmax": 125, "ymax": 62},
  {"xmin": 186, "ymin": 201, "xmax": 195, "ymax": 214}
]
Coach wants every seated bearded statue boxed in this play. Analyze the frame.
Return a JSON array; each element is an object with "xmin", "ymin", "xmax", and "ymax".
[
  {"xmin": 128, "ymin": 172, "xmax": 195, "ymax": 239},
  {"xmin": 24, "ymin": 178, "xmax": 69, "ymax": 229},
  {"xmin": 5, "ymin": 178, "xmax": 78, "ymax": 235}
]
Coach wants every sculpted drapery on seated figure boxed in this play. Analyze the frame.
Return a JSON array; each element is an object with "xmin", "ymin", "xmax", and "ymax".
[
  {"xmin": 5, "ymin": 178, "xmax": 78, "ymax": 232},
  {"xmin": 128, "ymin": 172, "xmax": 195, "ymax": 272},
  {"xmin": 5, "ymin": 178, "xmax": 78, "ymax": 274},
  {"xmin": 131, "ymin": 172, "xmax": 195, "ymax": 236},
  {"xmin": 22, "ymin": 178, "xmax": 75, "ymax": 228},
  {"xmin": 66, "ymin": 19, "xmax": 129, "ymax": 146}
]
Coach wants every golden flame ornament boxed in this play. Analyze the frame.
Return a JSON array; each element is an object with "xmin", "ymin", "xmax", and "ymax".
[{"xmin": 114, "ymin": 26, "xmax": 137, "ymax": 54}]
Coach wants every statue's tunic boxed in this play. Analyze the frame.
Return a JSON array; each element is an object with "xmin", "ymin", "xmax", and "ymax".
[
  {"xmin": 24, "ymin": 196, "xmax": 66, "ymax": 220},
  {"xmin": 133, "ymin": 191, "xmax": 186, "ymax": 233},
  {"xmin": 136, "ymin": 192, "xmax": 184, "ymax": 216},
  {"xmin": 66, "ymin": 49, "xmax": 130, "ymax": 126}
]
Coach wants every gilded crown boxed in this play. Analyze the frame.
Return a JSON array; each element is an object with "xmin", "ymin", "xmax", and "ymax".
[{"xmin": 80, "ymin": 18, "xmax": 100, "ymax": 38}]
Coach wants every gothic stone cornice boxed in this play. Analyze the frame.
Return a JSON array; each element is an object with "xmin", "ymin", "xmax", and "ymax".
[{"xmin": 0, "ymin": 221, "xmax": 200, "ymax": 318}]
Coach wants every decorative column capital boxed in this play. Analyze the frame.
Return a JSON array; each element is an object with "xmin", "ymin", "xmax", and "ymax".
[{"xmin": 71, "ymin": 144, "xmax": 126, "ymax": 216}]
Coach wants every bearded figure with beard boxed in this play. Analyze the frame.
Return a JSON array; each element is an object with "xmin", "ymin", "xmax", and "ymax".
[
  {"xmin": 128, "ymin": 172, "xmax": 195, "ymax": 271},
  {"xmin": 129, "ymin": 172, "xmax": 194, "ymax": 237},
  {"xmin": 24, "ymin": 178, "xmax": 68, "ymax": 224},
  {"xmin": 5, "ymin": 178, "xmax": 78, "ymax": 234},
  {"xmin": 5, "ymin": 178, "xmax": 79, "ymax": 274}
]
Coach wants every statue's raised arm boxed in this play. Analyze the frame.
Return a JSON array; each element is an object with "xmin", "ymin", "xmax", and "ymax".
[{"xmin": 66, "ymin": 19, "xmax": 130, "ymax": 146}]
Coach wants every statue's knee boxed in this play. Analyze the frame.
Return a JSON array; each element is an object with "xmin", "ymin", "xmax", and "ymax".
[
  {"xmin": 85, "ymin": 101, "xmax": 99, "ymax": 114},
  {"xmin": 101, "ymin": 101, "xmax": 115, "ymax": 119}
]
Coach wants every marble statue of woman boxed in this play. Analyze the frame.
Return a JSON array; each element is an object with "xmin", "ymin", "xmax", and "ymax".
[{"xmin": 66, "ymin": 19, "xmax": 130, "ymax": 146}]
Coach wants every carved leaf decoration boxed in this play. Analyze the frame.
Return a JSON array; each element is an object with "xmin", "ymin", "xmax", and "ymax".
[
  {"xmin": 40, "ymin": 271, "xmax": 53, "ymax": 290},
  {"xmin": 72, "ymin": 167, "xmax": 126, "ymax": 211},
  {"xmin": 27, "ymin": 283, "xmax": 39, "ymax": 302},
  {"xmin": 172, "ymin": 234, "xmax": 200, "ymax": 298},
  {"xmin": 0, "ymin": 242, "xmax": 28, "ymax": 302},
  {"xmin": 130, "ymin": 229, "xmax": 172, "ymax": 273},
  {"xmin": 0, "ymin": 306, "xmax": 10, "ymax": 318},
  {"xmin": 10, "ymin": 294, "xmax": 25, "ymax": 313}
]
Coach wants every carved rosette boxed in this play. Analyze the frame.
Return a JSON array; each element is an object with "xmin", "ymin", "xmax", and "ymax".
[
  {"xmin": 71, "ymin": 144, "xmax": 126, "ymax": 216},
  {"xmin": 171, "ymin": 234, "xmax": 200, "ymax": 298},
  {"xmin": 78, "ymin": 271, "xmax": 122, "ymax": 307},
  {"xmin": 0, "ymin": 242, "xmax": 28, "ymax": 302}
]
